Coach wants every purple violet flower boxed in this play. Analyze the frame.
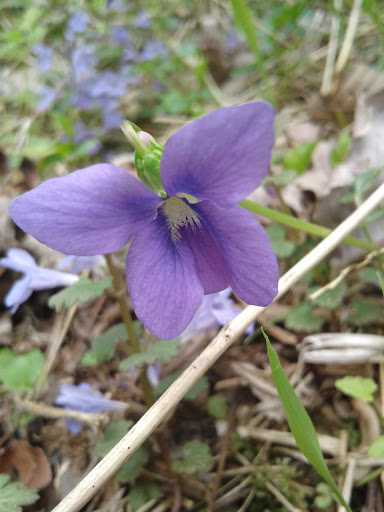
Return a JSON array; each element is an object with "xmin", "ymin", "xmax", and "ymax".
[
  {"xmin": 0, "ymin": 248, "xmax": 78, "ymax": 314},
  {"xmin": 181, "ymin": 288, "xmax": 253, "ymax": 342},
  {"xmin": 65, "ymin": 9, "xmax": 90, "ymax": 40},
  {"xmin": 57, "ymin": 254, "xmax": 104, "ymax": 274},
  {"xmin": 31, "ymin": 43, "xmax": 52, "ymax": 73},
  {"xmin": 55, "ymin": 383, "xmax": 122, "ymax": 434},
  {"xmin": 9, "ymin": 102, "xmax": 279, "ymax": 339}
]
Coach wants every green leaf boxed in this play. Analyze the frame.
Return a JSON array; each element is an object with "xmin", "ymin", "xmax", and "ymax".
[
  {"xmin": 335, "ymin": 376, "xmax": 377, "ymax": 403},
  {"xmin": 348, "ymin": 299, "xmax": 382, "ymax": 326},
  {"xmin": 367, "ymin": 435, "xmax": 384, "ymax": 458},
  {"xmin": 93, "ymin": 420, "xmax": 133, "ymax": 457},
  {"xmin": 81, "ymin": 323, "xmax": 127, "ymax": 366},
  {"xmin": 283, "ymin": 141, "xmax": 316, "ymax": 174},
  {"xmin": 265, "ymin": 224, "xmax": 295, "ymax": 258},
  {"xmin": 0, "ymin": 348, "xmax": 44, "ymax": 392},
  {"xmin": 263, "ymin": 169, "xmax": 298, "ymax": 187},
  {"xmin": 285, "ymin": 303, "xmax": 325, "ymax": 332},
  {"xmin": 0, "ymin": 474, "xmax": 38, "ymax": 512},
  {"xmin": 263, "ymin": 330, "xmax": 352, "ymax": 512},
  {"xmin": 129, "ymin": 482, "xmax": 161, "ymax": 511},
  {"xmin": 155, "ymin": 371, "xmax": 209, "ymax": 401},
  {"xmin": 330, "ymin": 132, "xmax": 351, "ymax": 166},
  {"xmin": 206, "ymin": 395, "xmax": 227, "ymax": 419},
  {"xmin": 116, "ymin": 446, "xmax": 149, "ymax": 483},
  {"xmin": 48, "ymin": 276, "xmax": 112, "ymax": 311},
  {"xmin": 377, "ymin": 273, "xmax": 384, "ymax": 297},
  {"xmin": 119, "ymin": 339, "xmax": 180, "ymax": 371},
  {"xmin": 171, "ymin": 441, "xmax": 213, "ymax": 475},
  {"xmin": 307, "ymin": 281, "xmax": 347, "ymax": 309}
]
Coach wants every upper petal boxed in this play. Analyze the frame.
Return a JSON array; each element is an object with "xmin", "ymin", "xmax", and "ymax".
[
  {"xmin": 193, "ymin": 201, "xmax": 279, "ymax": 306},
  {"xmin": 9, "ymin": 164, "xmax": 160, "ymax": 256},
  {"xmin": 160, "ymin": 102, "xmax": 274, "ymax": 206},
  {"xmin": 126, "ymin": 211, "xmax": 204, "ymax": 340}
]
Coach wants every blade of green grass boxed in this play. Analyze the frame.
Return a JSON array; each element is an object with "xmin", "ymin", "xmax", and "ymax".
[
  {"xmin": 230, "ymin": 0, "xmax": 276, "ymax": 105},
  {"xmin": 239, "ymin": 199, "xmax": 379, "ymax": 252},
  {"xmin": 263, "ymin": 328, "xmax": 352, "ymax": 512}
]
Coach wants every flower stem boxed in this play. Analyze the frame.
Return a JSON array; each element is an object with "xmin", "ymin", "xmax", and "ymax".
[
  {"xmin": 104, "ymin": 254, "xmax": 140, "ymax": 353},
  {"xmin": 239, "ymin": 199, "xmax": 379, "ymax": 252}
]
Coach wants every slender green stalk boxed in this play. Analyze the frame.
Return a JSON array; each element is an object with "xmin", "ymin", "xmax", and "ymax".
[
  {"xmin": 239, "ymin": 199, "xmax": 379, "ymax": 252},
  {"xmin": 230, "ymin": 0, "xmax": 276, "ymax": 105}
]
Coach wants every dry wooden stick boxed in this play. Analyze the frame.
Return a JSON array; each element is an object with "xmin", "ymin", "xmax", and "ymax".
[{"xmin": 52, "ymin": 182, "xmax": 384, "ymax": 512}]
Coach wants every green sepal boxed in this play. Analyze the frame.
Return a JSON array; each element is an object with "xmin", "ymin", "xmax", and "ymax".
[{"xmin": 134, "ymin": 141, "xmax": 166, "ymax": 197}]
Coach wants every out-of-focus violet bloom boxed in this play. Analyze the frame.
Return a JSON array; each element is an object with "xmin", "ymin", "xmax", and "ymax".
[
  {"xmin": 65, "ymin": 9, "xmax": 90, "ymax": 40},
  {"xmin": 9, "ymin": 102, "xmax": 279, "ymax": 339},
  {"xmin": 134, "ymin": 9, "xmax": 150, "ymax": 29},
  {"xmin": 181, "ymin": 288, "xmax": 253, "ymax": 343},
  {"xmin": 106, "ymin": 0, "xmax": 128, "ymax": 12},
  {"xmin": 32, "ymin": 43, "xmax": 52, "ymax": 72},
  {"xmin": 138, "ymin": 41, "xmax": 167, "ymax": 61},
  {"xmin": 0, "ymin": 248, "xmax": 78, "ymax": 314},
  {"xmin": 71, "ymin": 47, "xmax": 98, "ymax": 80},
  {"xmin": 55, "ymin": 383, "xmax": 122, "ymax": 434},
  {"xmin": 57, "ymin": 254, "xmax": 104, "ymax": 274},
  {"xmin": 111, "ymin": 26, "xmax": 130, "ymax": 44},
  {"xmin": 36, "ymin": 85, "xmax": 56, "ymax": 111}
]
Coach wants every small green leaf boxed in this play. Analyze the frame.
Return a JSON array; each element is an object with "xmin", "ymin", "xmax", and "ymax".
[
  {"xmin": 348, "ymin": 299, "xmax": 382, "ymax": 326},
  {"xmin": 335, "ymin": 376, "xmax": 377, "ymax": 403},
  {"xmin": 207, "ymin": 395, "xmax": 227, "ymax": 419},
  {"xmin": 119, "ymin": 339, "xmax": 180, "ymax": 371},
  {"xmin": 155, "ymin": 371, "xmax": 208, "ymax": 401},
  {"xmin": 330, "ymin": 132, "xmax": 351, "ymax": 166},
  {"xmin": 129, "ymin": 482, "xmax": 161, "ymax": 511},
  {"xmin": 283, "ymin": 141, "xmax": 316, "ymax": 174},
  {"xmin": 171, "ymin": 441, "xmax": 213, "ymax": 475},
  {"xmin": 367, "ymin": 435, "xmax": 384, "ymax": 458},
  {"xmin": 263, "ymin": 329, "xmax": 352, "ymax": 512},
  {"xmin": 308, "ymin": 281, "xmax": 346, "ymax": 309},
  {"xmin": 116, "ymin": 446, "xmax": 149, "ymax": 483},
  {"xmin": 0, "ymin": 473, "xmax": 39, "ymax": 512},
  {"xmin": 285, "ymin": 303, "xmax": 325, "ymax": 332},
  {"xmin": 0, "ymin": 348, "xmax": 44, "ymax": 392},
  {"xmin": 81, "ymin": 323, "xmax": 128, "ymax": 366},
  {"xmin": 94, "ymin": 420, "xmax": 133, "ymax": 457},
  {"xmin": 48, "ymin": 276, "xmax": 112, "ymax": 311},
  {"xmin": 377, "ymin": 273, "xmax": 384, "ymax": 297},
  {"xmin": 265, "ymin": 224, "xmax": 295, "ymax": 258},
  {"xmin": 263, "ymin": 169, "xmax": 298, "ymax": 187}
]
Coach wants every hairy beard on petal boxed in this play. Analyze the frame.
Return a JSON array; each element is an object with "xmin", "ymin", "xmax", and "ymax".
[{"xmin": 161, "ymin": 196, "xmax": 201, "ymax": 243}]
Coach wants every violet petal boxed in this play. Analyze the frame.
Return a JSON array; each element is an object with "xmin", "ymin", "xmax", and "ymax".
[
  {"xmin": 126, "ymin": 213, "xmax": 204, "ymax": 340},
  {"xmin": 9, "ymin": 164, "xmax": 160, "ymax": 255},
  {"xmin": 160, "ymin": 102, "xmax": 274, "ymax": 206},
  {"xmin": 193, "ymin": 201, "xmax": 279, "ymax": 306}
]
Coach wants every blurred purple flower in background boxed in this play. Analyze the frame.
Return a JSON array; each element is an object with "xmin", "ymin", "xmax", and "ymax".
[
  {"xmin": 138, "ymin": 41, "xmax": 167, "ymax": 62},
  {"xmin": 0, "ymin": 249, "xmax": 78, "ymax": 314},
  {"xmin": 134, "ymin": 9, "xmax": 151, "ymax": 29},
  {"xmin": 9, "ymin": 102, "xmax": 278, "ymax": 339},
  {"xmin": 36, "ymin": 85, "xmax": 56, "ymax": 112},
  {"xmin": 65, "ymin": 9, "xmax": 90, "ymax": 40},
  {"xmin": 181, "ymin": 288, "xmax": 254, "ymax": 342},
  {"xmin": 57, "ymin": 254, "xmax": 104, "ymax": 274},
  {"xmin": 55, "ymin": 383, "xmax": 122, "ymax": 434},
  {"xmin": 31, "ymin": 43, "xmax": 52, "ymax": 73}
]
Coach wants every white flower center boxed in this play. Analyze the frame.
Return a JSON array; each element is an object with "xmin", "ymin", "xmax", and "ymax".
[{"xmin": 161, "ymin": 196, "xmax": 200, "ymax": 242}]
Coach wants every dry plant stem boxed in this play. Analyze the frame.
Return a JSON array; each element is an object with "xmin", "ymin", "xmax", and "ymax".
[
  {"xmin": 265, "ymin": 482, "xmax": 301, "ymax": 512},
  {"xmin": 52, "ymin": 182, "xmax": 384, "ymax": 512},
  {"xmin": 335, "ymin": 0, "xmax": 362, "ymax": 73},
  {"xmin": 321, "ymin": 0, "xmax": 342, "ymax": 96},
  {"xmin": 104, "ymin": 254, "xmax": 139, "ymax": 352},
  {"xmin": 33, "ymin": 303, "xmax": 78, "ymax": 399}
]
